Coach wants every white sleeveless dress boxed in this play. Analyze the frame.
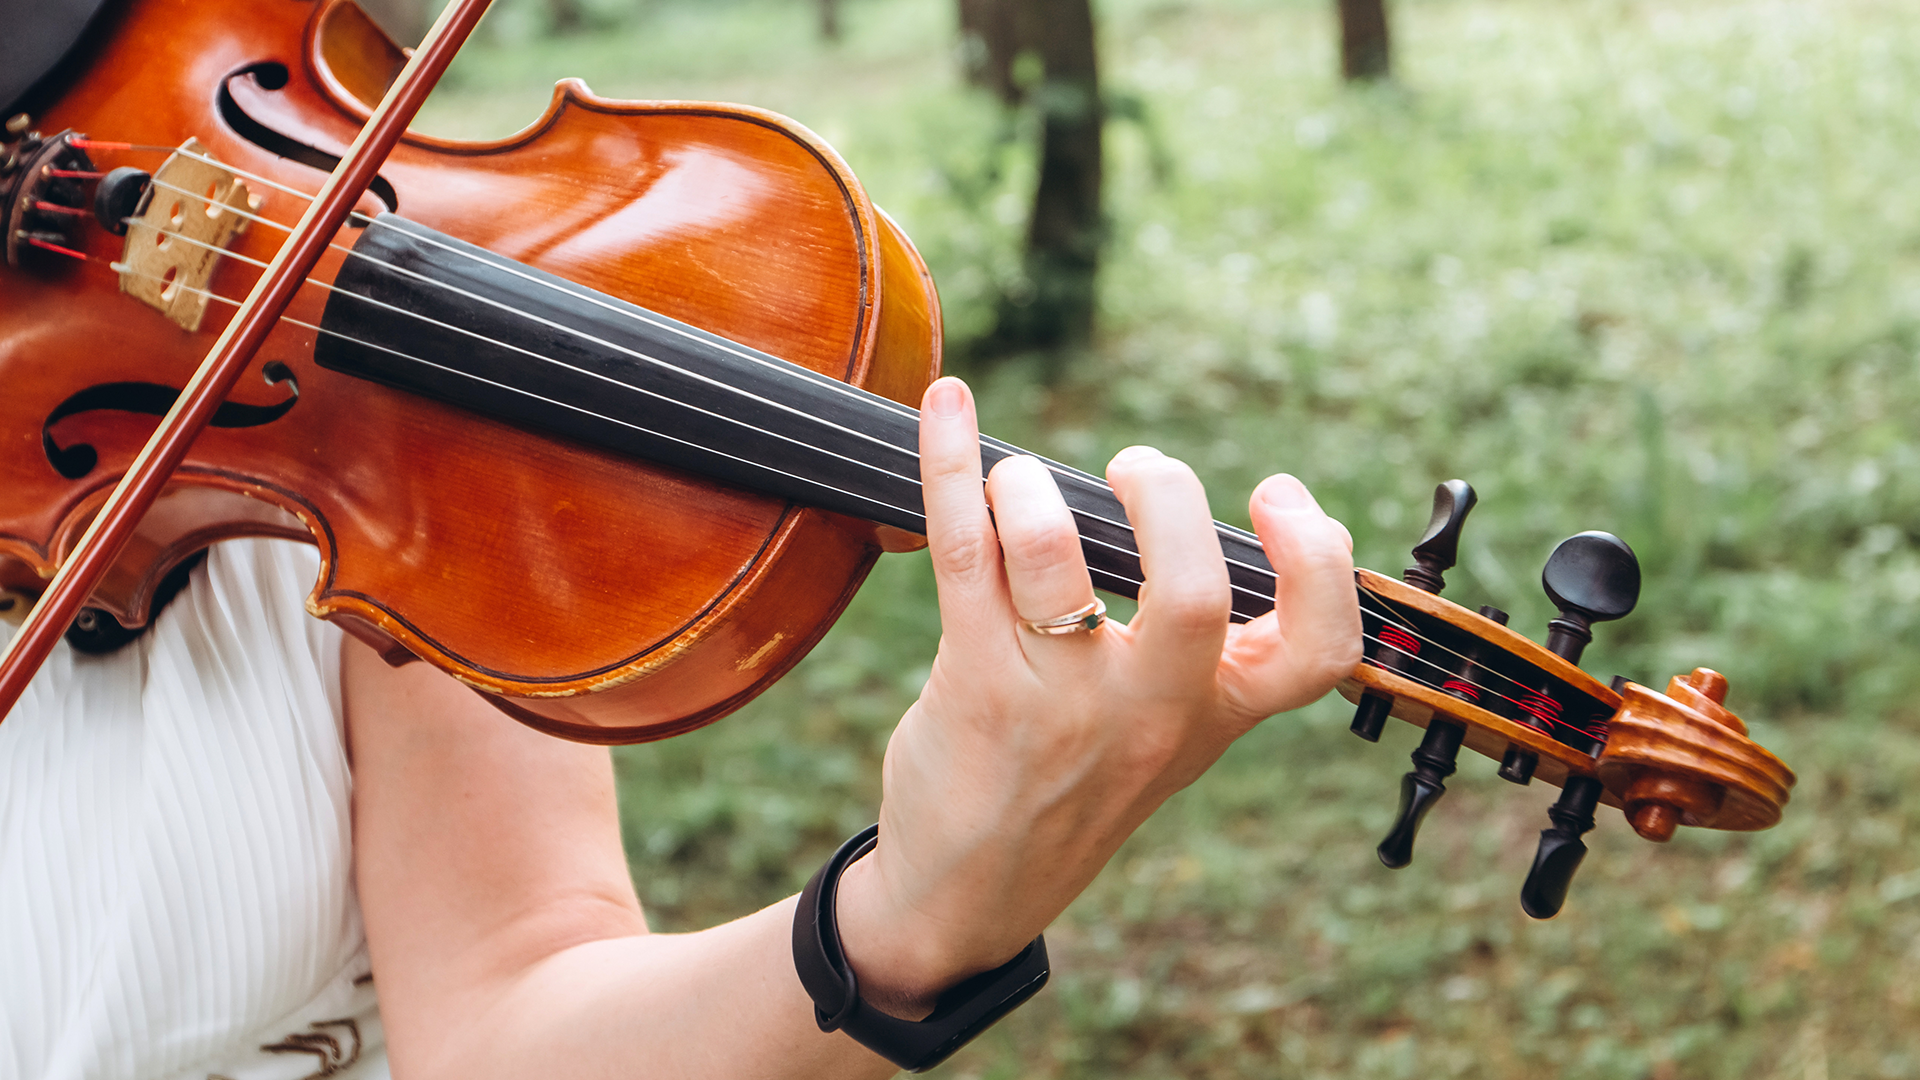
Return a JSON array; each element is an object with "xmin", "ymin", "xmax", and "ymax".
[{"xmin": 0, "ymin": 539, "xmax": 389, "ymax": 1080}]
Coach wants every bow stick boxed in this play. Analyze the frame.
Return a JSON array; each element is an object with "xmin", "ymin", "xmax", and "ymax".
[{"xmin": 0, "ymin": 0, "xmax": 497, "ymax": 718}]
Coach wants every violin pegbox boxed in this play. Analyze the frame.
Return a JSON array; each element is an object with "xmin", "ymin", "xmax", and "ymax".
[{"xmin": 1336, "ymin": 481, "xmax": 1796, "ymax": 919}]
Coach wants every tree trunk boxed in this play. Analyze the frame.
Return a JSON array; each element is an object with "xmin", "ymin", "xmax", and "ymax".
[
  {"xmin": 1001, "ymin": 0, "xmax": 1102, "ymax": 350},
  {"xmin": 956, "ymin": 0, "xmax": 1031, "ymax": 105},
  {"xmin": 1338, "ymin": 0, "xmax": 1391, "ymax": 81},
  {"xmin": 352, "ymin": 0, "xmax": 431, "ymax": 45},
  {"xmin": 548, "ymin": 0, "xmax": 584, "ymax": 35},
  {"xmin": 819, "ymin": 0, "xmax": 842, "ymax": 42}
]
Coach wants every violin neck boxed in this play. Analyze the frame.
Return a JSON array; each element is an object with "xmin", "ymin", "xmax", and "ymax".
[{"xmin": 315, "ymin": 214, "xmax": 1280, "ymax": 622}]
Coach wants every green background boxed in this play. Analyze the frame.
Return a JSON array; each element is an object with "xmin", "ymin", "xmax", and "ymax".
[{"xmin": 416, "ymin": 1, "xmax": 1920, "ymax": 1075}]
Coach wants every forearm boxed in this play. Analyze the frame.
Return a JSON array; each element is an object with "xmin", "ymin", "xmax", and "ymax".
[
  {"xmin": 347, "ymin": 643, "xmax": 895, "ymax": 1079},
  {"xmin": 387, "ymin": 897, "xmax": 896, "ymax": 1080}
]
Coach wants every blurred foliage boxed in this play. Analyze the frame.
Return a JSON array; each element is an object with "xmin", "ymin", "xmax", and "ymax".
[{"xmin": 417, "ymin": 0, "xmax": 1920, "ymax": 1074}]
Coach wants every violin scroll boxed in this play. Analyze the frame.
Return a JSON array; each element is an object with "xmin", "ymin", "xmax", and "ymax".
[
  {"xmin": 1596, "ymin": 668, "xmax": 1792, "ymax": 842},
  {"xmin": 1338, "ymin": 482, "xmax": 1796, "ymax": 918}
]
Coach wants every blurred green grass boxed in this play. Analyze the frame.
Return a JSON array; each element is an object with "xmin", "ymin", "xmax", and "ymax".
[{"xmin": 418, "ymin": 0, "xmax": 1920, "ymax": 1074}]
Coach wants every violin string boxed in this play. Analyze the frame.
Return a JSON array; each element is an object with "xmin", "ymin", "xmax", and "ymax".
[
  {"xmin": 134, "ymin": 211, "xmax": 1274, "ymax": 599},
  {"xmin": 357, "ymin": 214, "xmax": 1236, "ymax": 579},
  {"xmin": 117, "ymin": 196, "xmax": 1207, "ymax": 583},
  {"xmin": 103, "ymin": 260, "xmax": 954, "ymax": 531},
  {"xmin": 105, "ymin": 268, "xmax": 1517, "ymax": 704},
  {"xmin": 81, "ymin": 143, "xmax": 1578, "ymax": 707},
  {"xmin": 26, "ymin": 238, "xmax": 91, "ymax": 260},
  {"xmin": 1357, "ymin": 591, "xmax": 1610, "ymax": 739},
  {"xmin": 71, "ymin": 149, "xmax": 1583, "ymax": 725},
  {"xmin": 111, "ymin": 250, "xmax": 1322, "ymax": 624},
  {"xmin": 73, "ymin": 140, "xmax": 322, "ymax": 203},
  {"xmin": 357, "ymin": 214, "xmax": 1138, "ymax": 512},
  {"xmin": 1352, "ymin": 591, "xmax": 1578, "ymax": 726},
  {"xmin": 113, "ymin": 138, "xmax": 952, "ymax": 428},
  {"xmin": 126, "ymin": 187, "xmax": 947, "ymax": 485},
  {"xmin": 1353, "ymin": 588, "xmax": 1541, "ymax": 701},
  {"xmin": 121, "ymin": 219, "xmax": 970, "ymax": 510},
  {"xmin": 103, "ymin": 243, "xmax": 1530, "ymax": 686},
  {"xmin": 130, "ymin": 258, "xmax": 1304, "ymax": 627},
  {"xmin": 90, "ymin": 271, "xmax": 1560, "ymax": 718},
  {"xmin": 1360, "ymin": 587, "xmax": 1606, "ymax": 733},
  {"xmin": 88, "ymin": 141, "xmax": 1254, "ymax": 576},
  {"xmin": 84, "ymin": 141, "xmax": 1145, "ymax": 536},
  {"xmin": 1356, "ymin": 626, "xmax": 1557, "ymax": 725}
]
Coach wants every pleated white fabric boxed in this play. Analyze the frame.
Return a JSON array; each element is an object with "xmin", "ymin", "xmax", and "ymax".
[{"xmin": 0, "ymin": 539, "xmax": 389, "ymax": 1080}]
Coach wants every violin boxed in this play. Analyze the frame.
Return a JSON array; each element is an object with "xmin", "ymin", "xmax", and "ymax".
[{"xmin": 0, "ymin": 0, "xmax": 1791, "ymax": 916}]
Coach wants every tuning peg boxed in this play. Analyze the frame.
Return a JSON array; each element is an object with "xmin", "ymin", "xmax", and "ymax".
[
  {"xmin": 1403, "ymin": 480, "xmax": 1477, "ymax": 595},
  {"xmin": 1519, "ymin": 775, "xmax": 1603, "ymax": 918},
  {"xmin": 1351, "ymin": 481, "xmax": 1478, "ymax": 742},
  {"xmin": 1462, "ymin": 602, "xmax": 1537, "ymax": 784},
  {"xmin": 1350, "ymin": 691, "xmax": 1393, "ymax": 742},
  {"xmin": 1377, "ymin": 719, "xmax": 1465, "ymax": 868},
  {"xmin": 1540, "ymin": 532, "xmax": 1639, "ymax": 664}
]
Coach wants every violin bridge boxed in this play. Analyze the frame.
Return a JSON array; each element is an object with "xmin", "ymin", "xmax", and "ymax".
[{"xmin": 117, "ymin": 138, "xmax": 259, "ymax": 331}]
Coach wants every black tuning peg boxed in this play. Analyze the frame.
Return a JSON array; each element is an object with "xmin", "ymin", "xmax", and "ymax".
[
  {"xmin": 1467, "ymin": 602, "xmax": 1541, "ymax": 786},
  {"xmin": 1377, "ymin": 718, "xmax": 1465, "ymax": 868},
  {"xmin": 1359, "ymin": 476, "xmax": 1474, "ymax": 737},
  {"xmin": 1540, "ymin": 532, "xmax": 1640, "ymax": 665},
  {"xmin": 1519, "ymin": 775, "xmax": 1603, "ymax": 918},
  {"xmin": 1403, "ymin": 480, "xmax": 1477, "ymax": 595},
  {"xmin": 1351, "ymin": 480, "xmax": 1479, "ymax": 743},
  {"xmin": 1350, "ymin": 691, "xmax": 1393, "ymax": 742}
]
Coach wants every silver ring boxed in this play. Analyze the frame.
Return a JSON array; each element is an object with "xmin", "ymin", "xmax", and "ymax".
[{"xmin": 1019, "ymin": 597, "xmax": 1107, "ymax": 636}]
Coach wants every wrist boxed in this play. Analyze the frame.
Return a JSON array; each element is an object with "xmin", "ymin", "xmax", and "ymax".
[
  {"xmin": 791, "ymin": 825, "xmax": 1050, "ymax": 1072},
  {"xmin": 831, "ymin": 843, "xmax": 1000, "ymax": 1018}
]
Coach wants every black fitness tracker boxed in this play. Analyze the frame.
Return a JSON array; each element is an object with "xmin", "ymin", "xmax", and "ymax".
[{"xmin": 792, "ymin": 824, "xmax": 1050, "ymax": 1072}]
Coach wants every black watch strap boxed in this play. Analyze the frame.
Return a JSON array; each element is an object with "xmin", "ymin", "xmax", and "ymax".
[{"xmin": 792, "ymin": 824, "xmax": 1050, "ymax": 1073}]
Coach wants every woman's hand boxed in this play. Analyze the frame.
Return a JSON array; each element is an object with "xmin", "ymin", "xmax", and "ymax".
[{"xmin": 834, "ymin": 376, "xmax": 1361, "ymax": 1016}]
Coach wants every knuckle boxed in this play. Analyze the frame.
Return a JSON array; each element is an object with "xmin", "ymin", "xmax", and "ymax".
[
  {"xmin": 998, "ymin": 515, "xmax": 1083, "ymax": 576},
  {"xmin": 930, "ymin": 528, "xmax": 999, "ymax": 581}
]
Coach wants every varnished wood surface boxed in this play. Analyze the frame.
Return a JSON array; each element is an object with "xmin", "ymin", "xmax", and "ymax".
[
  {"xmin": 0, "ymin": 0, "xmax": 940, "ymax": 740},
  {"xmin": 1598, "ymin": 669, "xmax": 1795, "ymax": 838}
]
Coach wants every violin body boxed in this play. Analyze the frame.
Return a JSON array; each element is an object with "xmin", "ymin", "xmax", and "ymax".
[{"xmin": 0, "ymin": 0, "xmax": 940, "ymax": 742}]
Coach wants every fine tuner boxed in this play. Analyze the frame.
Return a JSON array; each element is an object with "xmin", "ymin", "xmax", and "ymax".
[{"xmin": 1341, "ymin": 481, "xmax": 1796, "ymax": 918}]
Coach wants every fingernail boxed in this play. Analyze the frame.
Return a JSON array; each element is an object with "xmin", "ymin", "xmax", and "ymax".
[
  {"xmin": 1259, "ymin": 474, "xmax": 1316, "ymax": 512},
  {"xmin": 1110, "ymin": 445, "xmax": 1163, "ymax": 465},
  {"xmin": 925, "ymin": 378, "xmax": 966, "ymax": 419}
]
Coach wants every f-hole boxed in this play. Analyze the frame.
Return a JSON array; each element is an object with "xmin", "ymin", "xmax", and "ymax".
[
  {"xmin": 42, "ymin": 361, "xmax": 302, "ymax": 480},
  {"xmin": 218, "ymin": 62, "xmax": 400, "ymax": 215}
]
